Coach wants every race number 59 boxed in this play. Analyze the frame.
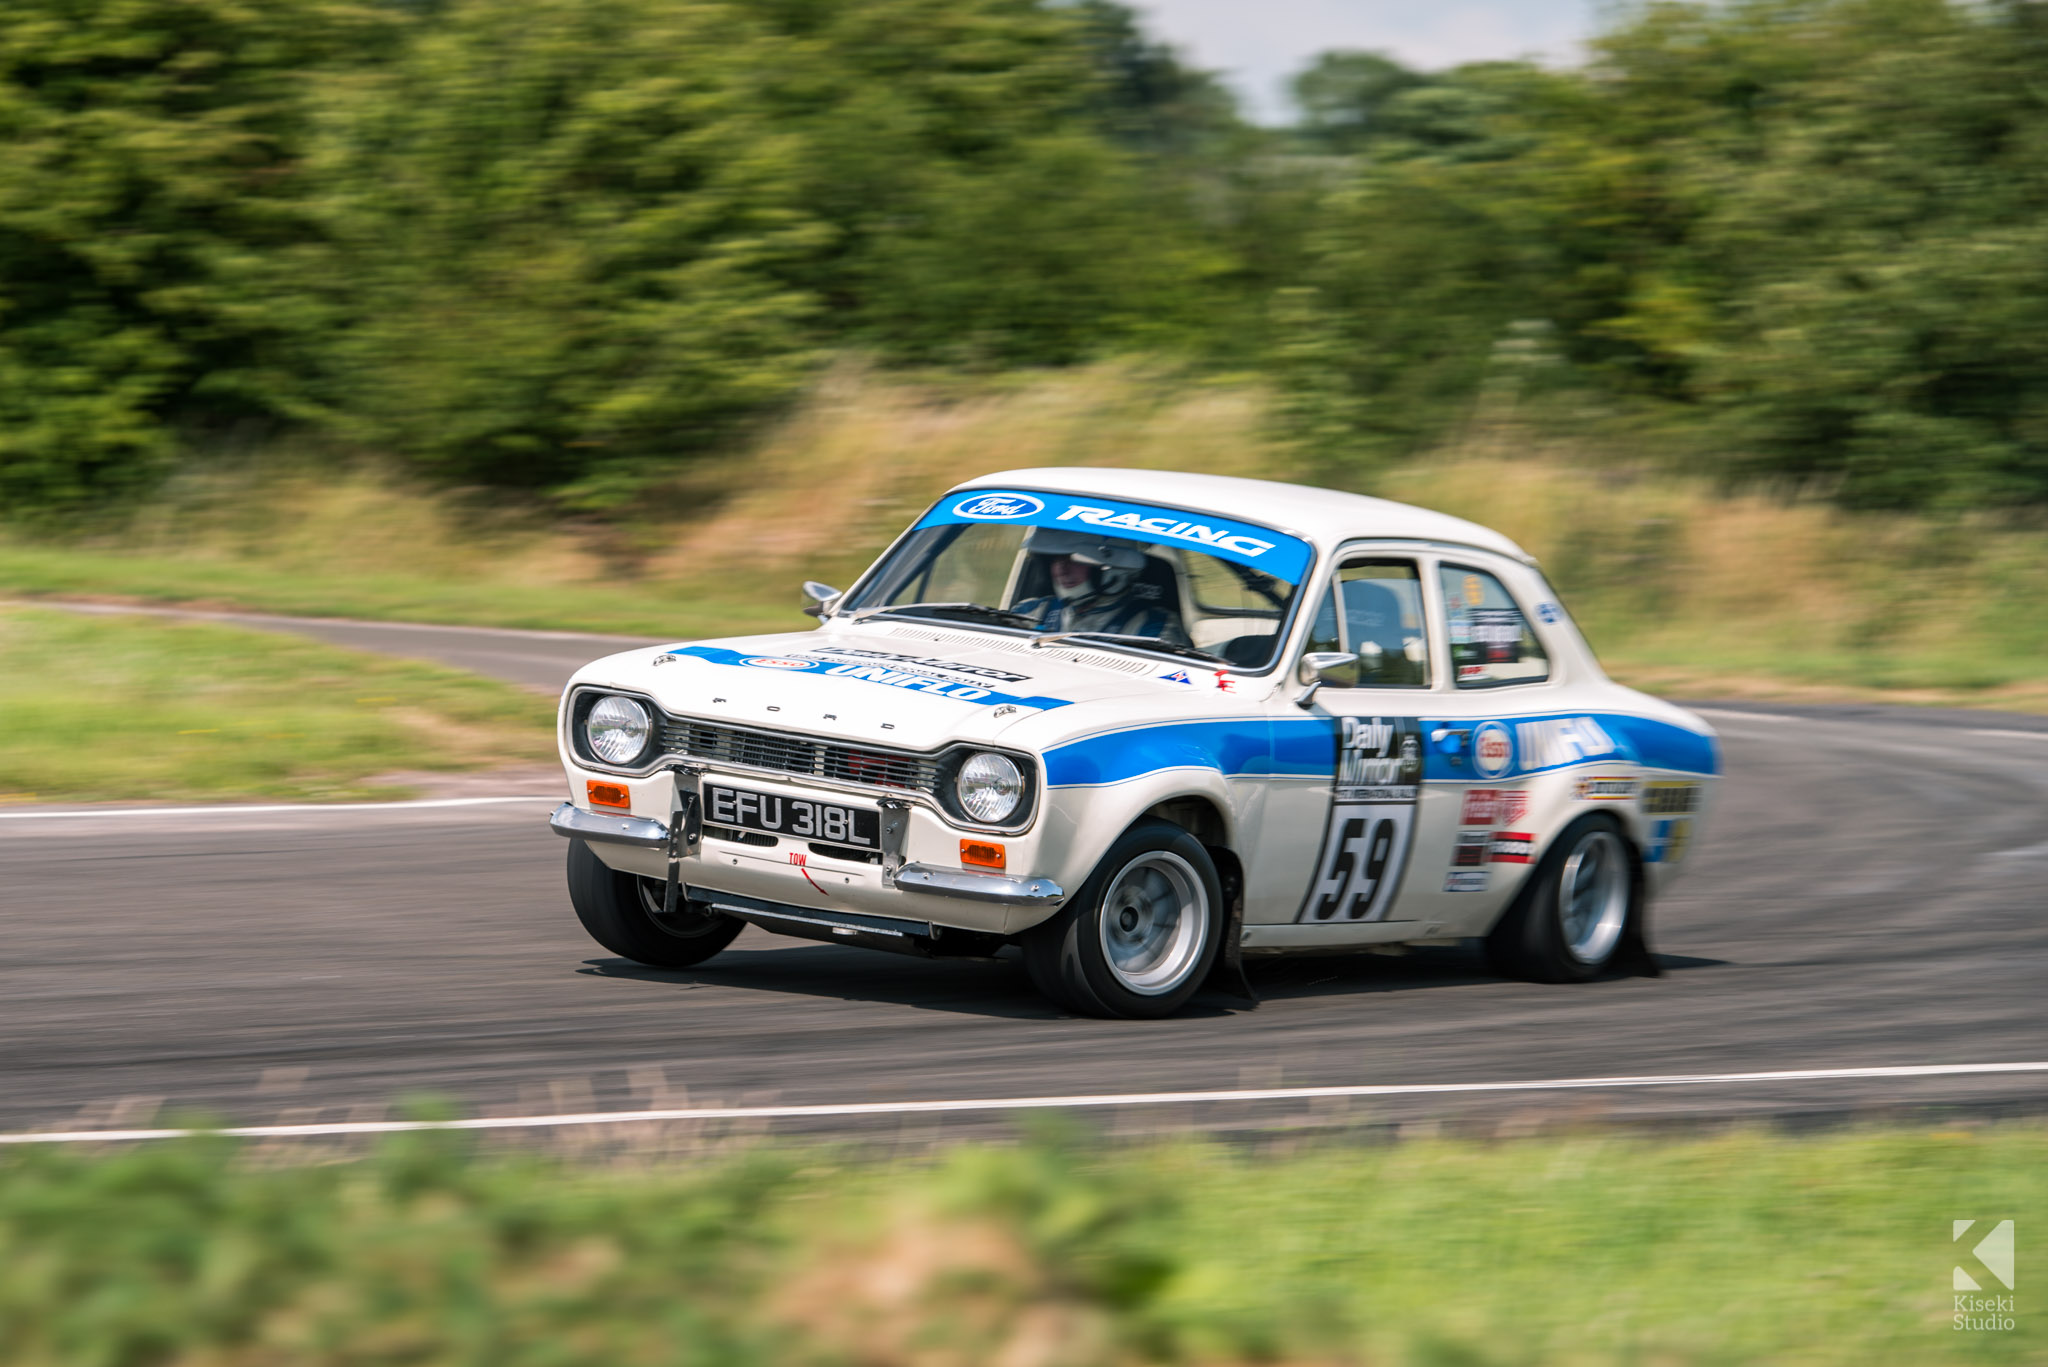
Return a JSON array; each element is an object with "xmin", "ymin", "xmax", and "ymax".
[{"xmin": 1309, "ymin": 815, "xmax": 1396, "ymax": 921}]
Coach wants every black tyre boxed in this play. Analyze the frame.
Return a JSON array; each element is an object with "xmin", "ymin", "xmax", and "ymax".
[
  {"xmin": 566, "ymin": 838, "xmax": 743, "ymax": 968},
  {"xmin": 1485, "ymin": 813, "xmax": 1640, "ymax": 983},
  {"xmin": 1022, "ymin": 820, "xmax": 1224, "ymax": 1018}
]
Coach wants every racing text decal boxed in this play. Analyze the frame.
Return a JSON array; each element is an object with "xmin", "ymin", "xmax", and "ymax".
[{"xmin": 916, "ymin": 488, "xmax": 1315, "ymax": 581}]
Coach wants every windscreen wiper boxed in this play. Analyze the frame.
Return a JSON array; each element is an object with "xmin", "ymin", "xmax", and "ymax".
[
  {"xmin": 1031, "ymin": 632, "xmax": 1228, "ymax": 666},
  {"xmin": 851, "ymin": 602, "xmax": 1044, "ymax": 630}
]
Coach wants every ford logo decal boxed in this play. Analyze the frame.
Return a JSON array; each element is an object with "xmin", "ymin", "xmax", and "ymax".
[{"xmin": 952, "ymin": 493, "xmax": 1045, "ymax": 520}]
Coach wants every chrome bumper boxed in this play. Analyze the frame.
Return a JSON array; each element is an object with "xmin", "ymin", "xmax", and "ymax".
[
  {"xmin": 551, "ymin": 806, "xmax": 1065, "ymax": 906},
  {"xmin": 893, "ymin": 863, "xmax": 1064, "ymax": 906},
  {"xmin": 550, "ymin": 803, "xmax": 669, "ymax": 849}
]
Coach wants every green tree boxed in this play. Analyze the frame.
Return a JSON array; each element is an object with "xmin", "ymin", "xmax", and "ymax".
[
  {"xmin": 309, "ymin": 0, "xmax": 826, "ymax": 497},
  {"xmin": 0, "ymin": 0, "xmax": 395, "ymax": 512}
]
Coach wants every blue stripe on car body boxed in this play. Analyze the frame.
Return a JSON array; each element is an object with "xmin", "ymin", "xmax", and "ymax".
[{"xmin": 1044, "ymin": 712, "xmax": 1719, "ymax": 789}]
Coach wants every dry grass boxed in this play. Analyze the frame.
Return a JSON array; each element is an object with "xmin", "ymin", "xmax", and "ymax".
[{"xmin": 5, "ymin": 362, "xmax": 2047, "ymax": 707}]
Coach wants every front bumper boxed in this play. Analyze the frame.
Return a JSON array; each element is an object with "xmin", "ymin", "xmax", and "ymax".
[
  {"xmin": 549, "ymin": 803, "xmax": 668, "ymax": 849},
  {"xmin": 550, "ymin": 802, "xmax": 1065, "ymax": 909}
]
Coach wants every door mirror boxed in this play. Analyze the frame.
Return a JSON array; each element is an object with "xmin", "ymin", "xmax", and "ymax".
[
  {"xmin": 1297, "ymin": 650, "xmax": 1360, "ymax": 688},
  {"xmin": 801, "ymin": 581, "xmax": 842, "ymax": 618}
]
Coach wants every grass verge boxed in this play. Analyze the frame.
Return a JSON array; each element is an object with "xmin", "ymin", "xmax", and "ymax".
[
  {"xmin": 1, "ymin": 1123, "xmax": 2040, "ymax": 1365},
  {"xmin": 6, "ymin": 361, "xmax": 2048, "ymax": 709},
  {"xmin": 0, "ymin": 605, "xmax": 553, "ymax": 803}
]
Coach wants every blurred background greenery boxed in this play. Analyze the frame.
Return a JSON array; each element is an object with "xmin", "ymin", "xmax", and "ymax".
[
  {"xmin": 8, "ymin": 0, "xmax": 2048, "ymax": 518},
  {"xmin": 8, "ymin": 0, "xmax": 2048, "ymax": 725}
]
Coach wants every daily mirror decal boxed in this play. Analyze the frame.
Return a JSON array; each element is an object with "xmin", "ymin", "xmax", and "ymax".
[
  {"xmin": 1298, "ymin": 716, "xmax": 1422, "ymax": 923},
  {"xmin": 918, "ymin": 488, "xmax": 1314, "ymax": 581}
]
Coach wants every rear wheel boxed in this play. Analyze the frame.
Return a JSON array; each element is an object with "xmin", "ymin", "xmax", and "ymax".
[
  {"xmin": 1023, "ymin": 821, "xmax": 1223, "ymax": 1018},
  {"xmin": 566, "ymin": 839, "xmax": 742, "ymax": 968},
  {"xmin": 1486, "ymin": 814, "xmax": 1639, "ymax": 983}
]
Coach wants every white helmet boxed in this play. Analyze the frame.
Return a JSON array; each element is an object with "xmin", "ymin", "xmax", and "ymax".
[{"xmin": 1023, "ymin": 527, "xmax": 1148, "ymax": 600}]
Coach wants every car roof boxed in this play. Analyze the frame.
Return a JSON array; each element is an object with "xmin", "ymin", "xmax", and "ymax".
[{"xmin": 953, "ymin": 467, "xmax": 1534, "ymax": 563}]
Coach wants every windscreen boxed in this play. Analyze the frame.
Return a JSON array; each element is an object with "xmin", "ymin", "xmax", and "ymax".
[{"xmin": 840, "ymin": 489, "xmax": 1314, "ymax": 669}]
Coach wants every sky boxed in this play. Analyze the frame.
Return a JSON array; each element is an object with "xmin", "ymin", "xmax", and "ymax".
[{"xmin": 1126, "ymin": 0, "xmax": 1602, "ymax": 123}]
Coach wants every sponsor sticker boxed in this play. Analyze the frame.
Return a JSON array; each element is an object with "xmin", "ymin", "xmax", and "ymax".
[
  {"xmin": 1574, "ymin": 775, "xmax": 1639, "ymax": 801},
  {"xmin": 1158, "ymin": 669, "xmax": 1195, "ymax": 686},
  {"xmin": 1459, "ymin": 788, "xmax": 1529, "ymax": 828},
  {"xmin": 1643, "ymin": 780, "xmax": 1702, "ymax": 816},
  {"xmin": 663, "ymin": 646, "xmax": 1072, "ymax": 710},
  {"xmin": 1444, "ymin": 870, "xmax": 1490, "ymax": 893},
  {"xmin": 1488, "ymin": 831, "xmax": 1536, "ymax": 864},
  {"xmin": 1514, "ymin": 716, "xmax": 1620, "ymax": 773},
  {"xmin": 952, "ymin": 493, "xmax": 1046, "ymax": 520},
  {"xmin": 1452, "ymin": 829, "xmax": 1489, "ymax": 868},
  {"xmin": 1536, "ymin": 602, "xmax": 1563, "ymax": 624},
  {"xmin": 1298, "ymin": 716, "xmax": 1422, "ymax": 924},
  {"xmin": 809, "ymin": 646, "xmax": 1030, "ymax": 685},
  {"xmin": 1645, "ymin": 817, "xmax": 1693, "ymax": 866},
  {"xmin": 1472, "ymin": 720, "xmax": 1515, "ymax": 779},
  {"xmin": 1457, "ymin": 664, "xmax": 1487, "ymax": 681}
]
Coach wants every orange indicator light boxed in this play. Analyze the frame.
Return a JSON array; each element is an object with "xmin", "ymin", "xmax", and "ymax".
[
  {"xmin": 587, "ymin": 781, "xmax": 631, "ymax": 810},
  {"xmin": 960, "ymin": 840, "xmax": 1006, "ymax": 870}
]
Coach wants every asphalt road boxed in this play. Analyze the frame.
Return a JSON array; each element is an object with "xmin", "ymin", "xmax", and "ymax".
[{"xmin": 5, "ymin": 611, "xmax": 2047, "ymax": 1138}]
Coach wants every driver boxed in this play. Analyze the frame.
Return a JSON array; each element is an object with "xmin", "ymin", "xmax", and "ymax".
[{"xmin": 1010, "ymin": 527, "xmax": 1191, "ymax": 646}]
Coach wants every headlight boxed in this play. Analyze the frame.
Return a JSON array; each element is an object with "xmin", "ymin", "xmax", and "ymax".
[
  {"xmin": 585, "ymin": 695, "xmax": 652, "ymax": 766},
  {"xmin": 956, "ymin": 752, "xmax": 1024, "ymax": 823}
]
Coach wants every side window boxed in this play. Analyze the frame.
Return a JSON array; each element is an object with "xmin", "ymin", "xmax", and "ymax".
[
  {"xmin": 1311, "ymin": 559, "xmax": 1430, "ymax": 688},
  {"xmin": 1440, "ymin": 564, "xmax": 1548, "ymax": 687}
]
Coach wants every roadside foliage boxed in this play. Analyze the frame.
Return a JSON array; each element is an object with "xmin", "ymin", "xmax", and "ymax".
[{"xmin": 5, "ymin": 0, "xmax": 2048, "ymax": 514}]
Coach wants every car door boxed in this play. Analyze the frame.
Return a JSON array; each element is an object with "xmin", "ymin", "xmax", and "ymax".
[
  {"xmin": 1396, "ymin": 554, "xmax": 1562, "ymax": 935},
  {"xmin": 1258, "ymin": 550, "xmax": 1439, "ymax": 932}
]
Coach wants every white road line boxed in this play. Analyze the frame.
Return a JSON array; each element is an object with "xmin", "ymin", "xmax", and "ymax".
[
  {"xmin": 5, "ymin": 1061, "xmax": 2043, "ymax": 1145},
  {"xmin": 1691, "ymin": 708, "xmax": 1798, "ymax": 724},
  {"xmin": 1971, "ymin": 729, "xmax": 2048, "ymax": 741},
  {"xmin": 0, "ymin": 796, "xmax": 561, "ymax": 821}
]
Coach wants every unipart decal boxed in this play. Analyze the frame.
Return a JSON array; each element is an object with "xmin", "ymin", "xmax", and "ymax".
[
  {"xmin": 658, "ymin": 646, "xmax": 1072, "ymax": 710},
  {"xmin": 1298, "ymin": 716, "xmax": 1421, "ymax": 924},
  {"xmin": 806, "ymin": 645, "xmax": 1031, "ymax": 685},
  {"xmin": 1516, "ymin": 716, "xmax": 1620, "ymax": 771}
]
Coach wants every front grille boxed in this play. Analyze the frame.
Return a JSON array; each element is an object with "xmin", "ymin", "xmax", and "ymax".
[{"xmin": 659, "ymin": 717, "xmax": 942, "ymax": 796}]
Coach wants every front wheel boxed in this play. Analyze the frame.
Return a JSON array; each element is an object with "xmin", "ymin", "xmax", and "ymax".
[
  {"xmin": 566, "ymin": 839, "xmax": 743, "ymax": 968},
  {"xmin": 1486, "ymin": 814, "xmax": 1640, "ymax": 983},
  {"xmin": 1022, "ymin": 821, "xmax": 1224, "ymax": 1018}
]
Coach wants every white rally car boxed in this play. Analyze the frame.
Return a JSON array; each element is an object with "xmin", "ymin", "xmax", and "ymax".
[{"xmin": 550, "ymin": 468, "xmax": 1717, "ymax": 1017}]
